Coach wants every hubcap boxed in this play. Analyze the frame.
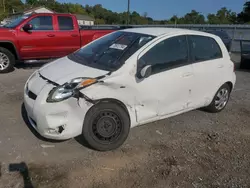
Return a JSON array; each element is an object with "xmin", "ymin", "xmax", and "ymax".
[
  {"xmin": 0, "ymin": 52, "xmax": 10, "ymax": 71},
  {"xmin": 92, "ymin": 111, "xmax": 122, "ymax": 142},
  {"xmin": 215, "ymin": 88, "xmax": 229, "ymax": 110}
]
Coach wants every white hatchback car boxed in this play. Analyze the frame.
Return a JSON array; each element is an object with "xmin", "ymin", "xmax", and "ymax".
[{"xmin": 24, "ymin": 28, "xmax": 236, "ymax": 151}]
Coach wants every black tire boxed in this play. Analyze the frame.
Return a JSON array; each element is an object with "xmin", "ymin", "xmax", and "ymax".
[
  {"xmin": 82, "ymin": 102, "xmax": 130, "ymax": 151},
  {"xmin": 205, "ymin": 83, "xmax": 231, "ymax": 113},
  {"xmin": 0, "ymin": 47, "xmax": 15, "ymax": 73}
]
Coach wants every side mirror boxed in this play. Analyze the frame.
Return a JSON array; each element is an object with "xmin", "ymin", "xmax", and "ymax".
[
  {"xmin": 139, "ymin": 65, "xmax": 152, "ymax": 78},
  {"xmin": 23, "ymin": 24, "xmax": 33, "ymax": 31}
]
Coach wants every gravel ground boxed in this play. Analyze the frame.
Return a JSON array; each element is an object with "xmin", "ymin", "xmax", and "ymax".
[{"xmin": 0, "ymin": 64, "xmax": 250, "ymax": 188}]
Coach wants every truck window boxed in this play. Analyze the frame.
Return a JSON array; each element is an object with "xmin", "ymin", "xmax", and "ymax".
[
  {"xmin": 58, "ymin": 16, "xmax": 74, "ymax": 30},
  {"xmin": 28, "ymin": 16, "xmax": 53, "ymax": 30}
]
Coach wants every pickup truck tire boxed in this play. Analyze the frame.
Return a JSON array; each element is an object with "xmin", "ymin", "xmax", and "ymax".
[
  {"xmin": 0, "ymin": 47, "xmax": 15, "ymax": 73},
  {"xmin": 82, "ymin": 102, "xmax": 130, "ymax": 151}
]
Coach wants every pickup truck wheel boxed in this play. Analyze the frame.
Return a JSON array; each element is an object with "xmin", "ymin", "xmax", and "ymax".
[
  {"xmin": 82, "ymin": 102, "xmax": 130, "ymax": 151},
  {"xmin": 0, "ymin": 47, "xmax": 15, "ymax": 73}
]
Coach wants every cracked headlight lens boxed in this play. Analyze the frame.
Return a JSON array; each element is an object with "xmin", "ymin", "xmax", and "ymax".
[{"xmin": 47, "ymin": 78, "xmax": 97, "ymax": 103}]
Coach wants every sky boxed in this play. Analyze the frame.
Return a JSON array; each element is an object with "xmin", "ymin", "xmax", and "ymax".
[{"xmin": 58, "ymin": 0, "xmax": 246, "ymax": 20}]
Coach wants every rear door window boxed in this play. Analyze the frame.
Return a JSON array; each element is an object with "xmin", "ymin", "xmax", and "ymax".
[
  {"xmin": 58, "ymin": 16, "xmax": 74, "ymax": 30},
  {"xmin": 188, "ymin": 35, "xmax": 222, "ymax": 62}
]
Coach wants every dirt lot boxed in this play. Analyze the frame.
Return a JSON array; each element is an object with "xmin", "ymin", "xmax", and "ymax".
[{"xmin": 0, "ymin": 64, "xmax": 250, "ymax": 188}]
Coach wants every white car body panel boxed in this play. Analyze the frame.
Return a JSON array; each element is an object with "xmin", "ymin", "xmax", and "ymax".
[
  {"xmin": 189, "ymin": 34, "xmax": 236, "ymax": 108},
  {"xmin": 23, "ymin": 28, "xmax": 236, "ymax": 140}
]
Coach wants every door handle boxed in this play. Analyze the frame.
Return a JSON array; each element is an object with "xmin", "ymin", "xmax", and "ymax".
[
  {"xmin": 182, "ymin": 72, "xmax": 193, "ymax": 77},
  {"xmin": 47, "ymin": 34, "xmax": 55, "ymax": 37},
  {"xmin": 218, "ymin": 64, "xmax": 224, "ymax": 68},
  {"xmin": 71, "ymin": 34, "xmax": 78, "ymax": 37}
]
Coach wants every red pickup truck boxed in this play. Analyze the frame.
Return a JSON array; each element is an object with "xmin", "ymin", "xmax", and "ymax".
[{"xmin": 0, "ymin": 13, "xmax": 117, "ymax": 73}]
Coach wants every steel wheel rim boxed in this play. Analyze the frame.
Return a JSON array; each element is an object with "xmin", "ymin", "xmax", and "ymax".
[
  {"xmin": 215, "ymin": 88, "xmax": 229, "ymax": 110},
  {"xmin": 92, "ymin": 111, "xmax": 122, "ymax": 143},
  {"xmin": 0, "ymin": 52, "xmax": 10, "ymax": 70}
]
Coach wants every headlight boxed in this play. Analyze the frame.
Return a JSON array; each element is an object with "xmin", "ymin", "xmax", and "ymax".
[{"xmin": 47, "ymin": 77, "xmax": 97, "ymax": 103}]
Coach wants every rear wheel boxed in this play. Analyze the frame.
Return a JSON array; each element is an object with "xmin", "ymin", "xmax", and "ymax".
[
  {"xmin": 82, "ymin": 102, "xmax": 130, "ymax": 151},
  {"xmin": 205, "ymin": 84, "xmax": 231, "ymax": 113},
  {"xmin": 0, "ymin": 47, "xmax": 15, "ymax": 73}
]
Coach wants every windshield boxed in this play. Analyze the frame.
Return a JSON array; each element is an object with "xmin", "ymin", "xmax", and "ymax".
[
  {"xmin": 4, "ymin": 14, "xmax": 31, "ymax": 28},
  {"xmin": 68, "ymin": 31, "xmax": 155, "ymax": 71}
]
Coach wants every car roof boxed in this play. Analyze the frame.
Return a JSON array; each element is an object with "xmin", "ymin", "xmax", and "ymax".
[
  {"xmin": 123, "ymin": 27, "xmax": 213, "ymax": 37},
  {"xmin": 27, "ymin": 13, "xmax": 76, "ymax": 16}
]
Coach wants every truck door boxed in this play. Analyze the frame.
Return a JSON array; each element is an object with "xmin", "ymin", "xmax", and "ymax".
[
  {"xmin": 17, "ymin": 15, "xmax": 60, "ymax": 59},
  {"xmin": 54, "ymin": 15, "xmax": 81, "ymax": 56}
]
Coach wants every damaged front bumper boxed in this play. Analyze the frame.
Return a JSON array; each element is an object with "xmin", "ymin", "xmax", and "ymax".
[{"xmin": 23, "ymin": 73, "xmax": 93, "ymax": 140}]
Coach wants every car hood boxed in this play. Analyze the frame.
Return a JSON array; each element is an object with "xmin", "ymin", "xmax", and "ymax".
[{"xmin": 39, "ymin": 56, "xmax": 109, "ymax": 85}]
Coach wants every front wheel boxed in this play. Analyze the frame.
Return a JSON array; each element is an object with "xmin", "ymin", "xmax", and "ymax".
[
  {"xmin": 82, "ymin": 102, "xmax": 130, "ymax": 151},
  {"xmin": 0, "ymin": 47, "xmax": 15, "ymax": 73},
  {"xmin": 205, "ymin": 84, "xmax": 231, "ymax": 113}
]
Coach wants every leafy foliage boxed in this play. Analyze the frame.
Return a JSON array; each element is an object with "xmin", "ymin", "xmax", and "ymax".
[
  {"xmin": 0, "ymin": 0, "xmax": 250, "ymax": 24},
  {"xmin": 207, "ymin": 7, "xmax": 237, "ymax": 24},
  {"xmin": 238, "ymin": 1, "xmax": 250, "ymax": 23}
]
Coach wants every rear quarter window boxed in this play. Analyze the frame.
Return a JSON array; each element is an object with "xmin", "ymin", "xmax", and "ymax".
[{"xmin": 188, "ymin": 35, "xmax": 222, "ymax": 63}]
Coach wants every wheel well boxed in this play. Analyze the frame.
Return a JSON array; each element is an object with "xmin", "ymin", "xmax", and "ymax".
[
  {"xmin": 225, "ymin": 81, "xmax": 233, "ymax": 92},
  {"xmin": 98, "ymin": 98, "xmax": 130, "ymax": 113},
  {"xmin": 0, "ymin": 42, "xmax": 18, "ymax": 60},
  {"xmin": 94, "ymin": 98, "xmax": 131, "ymax": 122}
]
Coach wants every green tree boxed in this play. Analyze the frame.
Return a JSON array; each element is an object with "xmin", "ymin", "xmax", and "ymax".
[
  {"xmin": 207, "ymin": 13, "xmax": 220, "ymax": 24},
  {"xmin": 26, "ymin": 0, "xmax": 38, "ymax": 6},
  {"xmin": 0, "ymin": 9, "xmax": 8, "ymax": 21},
  {"xmin": 208, "ymin": 7, "xmax": 237, "ymax": 24},
  {"xmin": 66, "ymin": 3, "xmax": 86, "ymax": 14},
  {"xmin": 95, "ymin": 18, "xmax": 105, "ymax": 24},
  {"xmin": 238, "ymin": 1, "xmax": 250, "ymax": 23},
  {"xmin": 4, "ymin": 0, "xmax": 24, "ymax": 14},
  {"xmin": 183, "ymin": 10, "xmax": 205, "ymax": 24},
  {"xmin": 217, "ymin": 7, "xmax": 236, "ymax": 24},
  {"xmin": 1, "ymin": 0, "xmax": 246, "ymax": 25},
  {"xmin": 229, "ymin": 12, "xmax": 237, "ymax": 24},
  {"xmin": 168, "ymin": 15, "xmax": 179, "ymax": 24}
]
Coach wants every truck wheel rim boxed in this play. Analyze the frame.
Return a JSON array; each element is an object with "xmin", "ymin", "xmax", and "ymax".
[
  {"xmin": 215, "ymin": 88, "xmax": 229, "ymax": 110},
  {"xmin": 0, "ymin": 52, "xmax": 10, "ymax": 70}
]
